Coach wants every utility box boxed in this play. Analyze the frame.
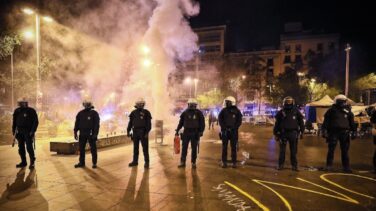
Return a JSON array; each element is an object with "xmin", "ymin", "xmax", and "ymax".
[{"xmin": 155, "ymin": 120, "xmax": 163, "ymax": 144}]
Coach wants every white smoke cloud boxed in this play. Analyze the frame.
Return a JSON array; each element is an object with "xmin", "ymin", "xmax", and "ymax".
[{"xmin": 36, "ymin": 0, "xmax": 199, "ymax": 130}]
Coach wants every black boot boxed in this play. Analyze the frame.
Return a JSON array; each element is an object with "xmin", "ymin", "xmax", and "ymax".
[
  {"xmin": 16, "ymin": 162, "xmax": 27, "ymax": 168},
  {"xmin": 324, "ymin": 165, "xmax": 333, "ymax": 171},
  {"xmin": 292, "ymin": 166, "xmax": 299, "ymax": 172},
  {"xmin": 92, "ymin": 164, "xmax": 97, "ymax": 169},
  {"xmin": 343, "ymin": 168, "xmax": 352, "ymax": 173},
  {"xmin": 192, "ymin": 162, "xmax": 197, "ymax": 169},
  {"xmin": 276, "ymin": 165, "xmax": 284, "ymax": 170},
  {"xmin": 74, "ymin": 163, "xmax": 85, "ymax": 168},
  {"xmin": 128, "ymin": 162, "xmax": 138, "ymax": 167},
  {"xmin": 178, "ymin": 162, "xmax": 186, "ymax": 168},
  {"xmin": 232, "ymin": 162, "xmax": 237, "ymax": 168},
  {"xmin": 221, "ymin": 162, "xmax": 227, "ymax": 168},
  {"xmin": 29, "ymin": 158, "xmax": 36, "ymax": 169},
  {"xmin": 144, "ymin": 162, "xmax": 149, "ymax": 169}
]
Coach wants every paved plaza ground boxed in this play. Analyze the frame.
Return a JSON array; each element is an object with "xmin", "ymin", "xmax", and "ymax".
[{"xmin": 0, "ymin": 125, "xmax": 375, "ymax": 210}]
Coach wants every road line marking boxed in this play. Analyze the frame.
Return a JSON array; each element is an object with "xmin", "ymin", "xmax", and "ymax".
[
  {"xmin": 253, "ymin": 177, "xmax": 361, "ymax": 210},
  {"xmin": 252, "ymin": 179, "xmax": 292, "ymax": 211},
  {"xmin": 224, "ymin": 181, "xmax": 270, "ymax": 211},
  {"xmin": 297, "ymin": 178, "xmax": 358, "ymax": 204},
  {"xmin": 320, "ymin": 173, "xmax": 376, "ymax": 199}
]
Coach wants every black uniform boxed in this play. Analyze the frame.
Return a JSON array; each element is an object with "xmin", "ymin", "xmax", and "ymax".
[
  {"xmin": 218, "ymin": 106, "xmax": 243, "ymax": 164},
  {"xmin": 74, "ymin": 107, "xmax": 100, "ymax": 165},
  {"xmin": 322, "ymin": 104, "xmax": 356, "ymax": 170},
  {"xmin": 127, "ymin": 108, "xmax": 152, "ymax": 164},
  {"xmin": 370, "ymin": 109, "xmax": 376, "ymax": 172},
  {"xmin": 176, "ymin": 108, "xmax": 205, "ymax": 164},
  {"xmin": 273, "ymin": 107, "xmax": 304, "ymax": 168},
  {"xmin": 12, "ymin": 107, "xmax": 39, "ymax": 165}
]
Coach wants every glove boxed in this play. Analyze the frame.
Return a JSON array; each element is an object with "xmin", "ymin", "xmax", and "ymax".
[
  {"xmin": 199, "ymin": 132, "xmax": 203, "ymax": 137},
  {"xmin": 274, "ymin": 136, "xmax": 280, "ymax": 142},
  {"xmin": 144, "ymin": 133, "xmax": 149, "ymax": 139},
  {"xmin": 300, "ymin": 133, "xmax": 304, "ymax": 140},
  {"xmin": 127, "ymin": 131, "xmax": 131, "ymax": 137},
  {"xmin": 74, "ymin": 132, "xmax": 78, "ymax": 140}
]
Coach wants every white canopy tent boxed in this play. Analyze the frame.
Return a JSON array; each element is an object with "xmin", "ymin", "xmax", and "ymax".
[{"xmin": 305, "ymin": 95, "xmax": 333, "ymax": 123}]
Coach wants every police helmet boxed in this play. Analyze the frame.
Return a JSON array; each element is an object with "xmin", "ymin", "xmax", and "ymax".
[
  {"xmin": 224, "ymin": 96, "xmax": 236, "ymax": 107},
  {"xmin": 334, "ymin": 94, "xmax": 347, "ymax": 102},
  {"xmin": 82, "ymin": 99, "xmax": 93, "ymax": 109},
  {"xmin": 17, "ymin": 97, "xmax": 28, "ymax": 107},
  {"xmin": 334, "ymin": 94, "xmax": 347, "ymax": 106},
  {"xmin": 135, "ymin": 98, "xmax": 146, "ymax": 109},
  {"xmin": 187, "ymin": 98, "xmax": 198, "ymax": 109},
  {"xmin": 283, "ymin": 96, "xmax": 295, "ymax": 105}
]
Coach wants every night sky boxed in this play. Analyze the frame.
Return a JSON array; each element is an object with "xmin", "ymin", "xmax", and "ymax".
[{"xmin": 1, "ymin": 0, "xmax": 375, "ymax": 73}]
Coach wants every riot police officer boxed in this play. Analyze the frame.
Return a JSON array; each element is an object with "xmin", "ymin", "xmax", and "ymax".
[
  {"xmin": 12, "ymin": 97, "xmax": 39, "ymax": 169},
  {"xmin": 74, "ymin": 100, "xmax": 100, "ymax": 168},
  {"xmin": 127, "ymin": 98, "xmax": 152, "ymax": 168},
  {"xmin": 273, "ymin": 96, "xmax": 304, "ymax": 171},
  {"xmin": 175, "ymin": 98, "xmax": 205, "ymax": 168},
  {"xmin": 218, "ymin": 96, "xmax": 242, "ymax": 168},
  {"xmin": 322, "ymin": 94, "xmax": 356, "ymax": 173}
]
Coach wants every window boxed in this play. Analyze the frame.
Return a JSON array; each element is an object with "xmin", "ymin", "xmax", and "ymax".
[
  {"xmin": 267, "ymin": 68, "xmax": 274, "ymax": 81},
  {"xmin": 202, "ymin": 45, "xmax": 221, "ymax": 53},
  {"xmin": 295, "ymin": 55, "xmax": 303, "ymax": 63},
  {"xmin": 295, "ymin": 44, "xmax": 302, "ymax": 53},
  {"xmin": 284, "ymin": 55, "xmax": 291, "ymax": 64},
  {"xmin": 199, "ymin": 33, "xmax": 221, "ymax": 43},
  {"xmin": 285, "ymin": 45, "xmax": 291, "ymax": 53},
  {"xmin": 267, "ymin": 58, "xmax": 274, "ymax": 67},
  {"xmin": 317, "ymin": 43, "xmax": 323, "ymax": 52}
]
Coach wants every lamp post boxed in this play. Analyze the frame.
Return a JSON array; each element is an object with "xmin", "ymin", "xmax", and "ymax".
[
  {"xmin": 193, "ymin": 78, "xmax": 199, "ymax": 97},
  {"xmin": 10, "ymin": 51, "xmax": 14, "ymax": 111},
  {"xmin": 184, "ymin": 77, "xmax": 192, "ymax": 98},
  {"xmin": 345, "ymin": 43, "xmax": 351, "ymax": 96},
  {"xmin": 309, "ymin": 78, "xmax": 316, "ymax": 101},
  {"xmin": 22, "ymin": 7, "xmax": 53, "ymax": 110}
]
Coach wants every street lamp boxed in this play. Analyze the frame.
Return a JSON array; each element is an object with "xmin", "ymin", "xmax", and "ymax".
[
  {"xmin": 22, "ymin": 8, "xmax": 34, "ymax": 15},
  {"xmin": 23, "ymin": 30, "xmax": 34, "ymax": 39},
  {"xmin": 42, "ymin": 16, "xmax": 53, "ymax": 23},
  {"xmin": 193, "ymin": 78, "xmax": 199, "ymax": 97},
  {"xmin": 297, "ymin": 72, "xmax": 305, "ymax": 77},
  {"xmin": 141, "ymin": 45, "xmax": 150, "ymax": 55},
  {"xmin": 345, "ymin": 43, "xmax": 351, "ymax": 96},
  {"xmin": 142, "ymin": 58, "xmax": 152, "ymax": 68},
  {"xmin": 22, "ymin": 7, "xmax": 54, "ymax": 110}
]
